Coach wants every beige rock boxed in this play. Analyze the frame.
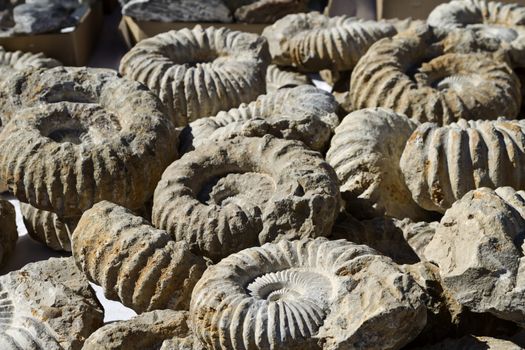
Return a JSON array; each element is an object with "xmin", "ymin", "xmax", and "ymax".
[
  {"xmin": 0, "ymin": 46, "xmax": 60, "ymax": 86},
  {"xmin": 397, "ymin": 218, "xmax": 439, "ymax": 260},
  {"xmin": 122, "ymin": 0, "xmax": 232, "ymax": 23},
  {"xmin": 234, "ymin": 0, "xmax": 308, "ymax": 24},
  {"xmin": 413, "ymin": 336, "xmax": 523, "ymax": 350},
  {"xmin": 153, "ymin": 135, "xmax": 341, "ymax": 261},
  {"xmin": 265, "ymin": 64, "xmax": 311, "ymax": 93},
  {"xmin": 179, "ymin": 85, "xmax": 339, "ymax": 153},
  {"xmin": 386, "ymin": 17, "xmax": 425, "ymax": 34},
  {"xmin": 0, "ymin": 67, "xmax": 177, "ymax": 218},
  {"xmin": 0, "ymin": 199, "xmax": 16, "ymax": 268},
  {"xmin": 400, "ymin": 119, "xmax": 525, "ymax": 213},
  {"xmin": 72, "ymin": 201, "xmax": 208, "ymax": 314},
  {"xmin": 119, "ymin": 26, "xmax": 270, "ymax": 127},
  {"xmin": 190, "ymin": 238, "xmax": 427, "ymax": 350},
  {"xmin": 0, "ymin": 257, "xmax": 103, "ymax": 350}
]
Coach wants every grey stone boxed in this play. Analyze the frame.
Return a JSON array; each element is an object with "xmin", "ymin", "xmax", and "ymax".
[
  {"xmin": 13, "ymin": 3, "xmax": 68, "ymax": 34},
  {"xmin": 234, "ymin": 0, "xmax": 309, "ymax": 24},
  {"xmin": 122, "ymin": 0, "xmax": 232, "ymax": 23}
]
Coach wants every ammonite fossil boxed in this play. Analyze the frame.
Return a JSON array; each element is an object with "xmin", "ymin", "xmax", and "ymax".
[
  {"xmin": 153, "ymin": 135, "xmax": 341, "ymax": 261},
  {"xmin": 119, "ymin": 25, "xmax": 270, "ymax": 127},
  {"xmin": 0, "ymin": 257, "xmax": 103, "ymax": 349},
  {"xmin": 350, "ymin": 27, "xmax": 521, "ymax": 125},
  {"xmin": 262, "ymin": 12, "xmax": 396, "ymax": 72},
  {"xmin": 326, "ymin": 108, "xmax": 430, "ymax": 220},
  {"xmin": 179, "ymin": 85, "xmax": 339, "ymax": 153},
  {"xmin": 0, "ymin": 47, "xmax": 61, "ymax": 84},
  {"xmin": 400, "ymin": 118, "xmax": 525, "ymax": 213},
  {"xmin": 0, "ymin": 67, "xmax": 177, "ymax": 218},
  {"xmin": 72, "ymin": 201, "xmax": 208, "ymax": 313},
  {"xmin": 0, "ymin": 199, "xmax": 17, "ymax": 268},
  {"xmin": 265, "ymin": 64, "xmax": 312, "ymax": 93},
  {"xmin": 190, "ymin": 238, "xmax": 427, "ymax": 350}
]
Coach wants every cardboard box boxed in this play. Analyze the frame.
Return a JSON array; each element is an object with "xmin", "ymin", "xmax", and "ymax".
[
  {"xmin": 119, "ymin": 16, "xmax": 267, "ymax": 47},
  {"xmin": 0, "ymin": 2, "xmax": 103, "ymax": 66}
]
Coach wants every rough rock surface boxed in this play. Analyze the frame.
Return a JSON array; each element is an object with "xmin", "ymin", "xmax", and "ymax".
[
  {"xmin": 413, "ymin": 336, "xmax": 523, "ymax": 350},
  {"xmin": 0, "ymin": 199, "xmax": 17, "ymax": 268},
  {"xmin": 326, "ymin": 108, "xmax": 430, "ymax": 220},
  {"xmin": 262, "ymin": 12, "xmax": 396, "ymax": 72},
  {"xmin": 234, "ymin": 0, "xmax": 308, "ymax": 24},
  {"xmin": 400, "ymin": 119, "xmax": 525, "ymax": 213},
  {"xmin": 122, "ymin": 0, "xmax": 232, "ymax": 23},
  {"xmin": 119, "ymin": 26, "xmax": 270, "ymax": 127},
  {"xmin": 190, "ymin": 238, "xmax": 427, "ymax": 350},
  {"xmin": 397, "ymin": 218, "xmax": 439, "ymax": 260},
  {"xmin": 0, "ymin": 257, "xmax": 103, "ymax": 349},
  {"xmin": 0, "ymin": 47, "xmax": 61, "ymax": 86},
  {"xmin": 72, "ymin": 201, "xmax": 208, "ymax": 313},
  {"xmin": 153, "ymin": 135, "xmax": 341, "ymax": 261},
  {"xmin": 265, "ymin": 64, "xmax": 311, "ymax": 93},
  {"xmin": 179, "ymin": 85, "xmax": 339, "ymax": 153},
  {"xmin": 0, "ymin": 67, "xmax": 177, "ymax": 218},
  {"xmin": 12, "ymin": 2, "xmax": 68, "ymax": 34}
]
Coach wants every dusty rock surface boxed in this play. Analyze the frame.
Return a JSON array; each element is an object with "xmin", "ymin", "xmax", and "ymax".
[
  {"xmin": 122, "ymin": 0, "xmax": 232, "ymax": 23},
  {"xmin": 234, "ymin": 0, "xmax": 308, "ymax": 24}
]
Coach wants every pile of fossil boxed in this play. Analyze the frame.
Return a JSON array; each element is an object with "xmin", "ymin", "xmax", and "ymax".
[{"xmin": 3, "ymin": 0, "xmax": 525, "ymax": 348}]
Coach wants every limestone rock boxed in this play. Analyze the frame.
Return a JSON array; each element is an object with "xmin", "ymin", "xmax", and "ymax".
[
  {"xmin": 190, "ymin": 238, "xmax": 427, "ymax": 349},
  {"xmin": 413, "ymin": 336, "xmax": 523, "ymax": 350},
  {"xmin": 119, "ymin": 26, "xmax": 270, "ymax": 127},
  {"xmin": 350, "ymin": 27, "xmax": 521, "ymax": 125},
  {"xmin": 0, "ymin": 257, "xmax": 103, "ymax": 349},
  {"xmin": 0, "ymin": 199, "xmax": 16, "ymax": 268},
  {"xmin": 326, "ymin": 108, "xmax": 430, "ymax": 220},
  {"xmin": 122, "ymin": 0, "xmax": 232, "ymax": 23},
  {"xmin": 397, "ymin": 218, "xmax": 438, "ymax": 260},
  {"xmin": 400, "ymin": 119, "xmax": 525, "ymax": 213},
  {"xmin": 153, "ymin": 135, "xmax": 341, "ymax": 261},
  {"xmin": 262, "ymin": 12, "xmax": 396, "ymax": 72},
  {"xmin": 0, "ymin": 67, "xmax": 178, "ymax": 218},
  {"xmin": 72, "ymin": 201, "xmax": 208, "ymax": 313},
  {"xmin": 12, "ymin": 3, "xmax": 69, "ymax": 34},
  {"xmin": 179, "ymin": 85, "xmax": 339, "ymax": 153},
  {"xmin": 386, "ymin": 17, "xmax": 425, "ymax": 34},
  {"xmin": 234, "ymin": 0, "xmax": 308, "ymax": 24},
  {"xmin": 265, "ymin": 64, "xmax": 311, "ymax": 93}
]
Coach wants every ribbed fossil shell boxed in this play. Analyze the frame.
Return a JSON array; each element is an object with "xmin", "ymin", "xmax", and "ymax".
[
  {"xmin": 153, "ymin": 135, "xmax": 341, "ymax": 261},
  {"xmin": 262, "ymin": 12, "xmax": 396, "ymax": 72},
  {"xmin": 0, "ymin": 47, "xmax": 61, "ymax": 84},
  {"xmin": 179, "ymin": 85, "xmax": 339, "ymax": 153},
  {"xmin": 265, "ymin": 64, "xmax": 311, "ymax": 93},
  {"xmin": 119, "ymin": 26, "xmax": 270, "ymax": 127},
  {"xmin": 190, "ymin": 238, "xmax": 427, "ymax": 350},
  {"xmin": 0, "ymin": 200, "xmax": 17, "ymax": 268},
  {"xmin": 20, "ymin": 203, "xmax": 76, "ymax": 252},
  {"xmin": 350, "ymin": 29, "xmax": 521, "ymax": 125},
  {"xmin": 72, "ymin": 201, "xmax": 208, "ymax": 313},
  {"xmin": 0, "ymin": 67, "xmax": 177, "ymax": 218},
  {"xmin": 326, "ymin": 108, "xmax": 430, "ymax": 220},
  {"xmin": 400, "ymin": 118, "xmax": 525, "ymax": 213}
]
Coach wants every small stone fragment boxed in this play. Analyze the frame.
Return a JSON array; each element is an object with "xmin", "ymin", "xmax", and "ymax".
[
  {"xmin": 234, "ymin": 0, "xmax": 308, "ymax": 24},
  {"xmin": 0, "ymin": 199, "xmax": 17, "ymax": 269}
]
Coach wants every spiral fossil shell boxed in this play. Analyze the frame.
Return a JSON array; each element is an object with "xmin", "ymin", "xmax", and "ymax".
[
  {"xmin": 0, "ymin": 47, "xmax": 61, "ymax": 82},
  {"xmin": 0, "ymin": 199, "xmax": 17, "ymax": 269},
  {"xmin": 72, "ymin": 201, "xmax": 208, "ymax": 313},
  {"xmin": 179, "ymin": 85, "xmax": 339, "ymax": 153},
  {"xmin": 153, "ymin": 135, "xmax": 341, "ymax": 261},
  {"xmin": 350, "ymin": 28, "xmax": 521, "ymax": 125},
  {"xmin": 190, "ymin": 238, "xmax": 427, "ymax": 350},
  {"xmin": 262, "ymin": 12, "xmax": 396, "ymax": 72},
  {"xmin": 119, "ymin": 25, "xmax": 270, "ymax": 127},
  {"xmin": 400, "ymin": 118, "xmax": 525, "ymax": 213},
  {"xmin": 265, "ymin": 64, "xmax": 312, "ymax": 93},
  {"xmin": 0, "ymin": 67, "xmax": 177, "ymax": 218}
]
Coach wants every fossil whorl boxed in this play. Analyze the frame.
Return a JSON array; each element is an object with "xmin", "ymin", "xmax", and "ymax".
[
  {"xmin": 326, "ymin": 108, "xmax": 430, "ymax": 220},
  {"xmin": 400, "ymin": 118, "xmax": 525, "ymax": 213},
  {"xmin": 0, "ymin": 66, "xmax": 177, "ymax": 218},
  {"xmin": 0, "ymin": 47, "xmax": 61, "ymax": 79},
  {"xmin": 119, "ymin": 26, "xmax": 270, "ymax": 127},
  {"xmin": 350, "ymin": 29, "xmax": 521, "ymax": 125},
  {"xmin": 153, "ymin": 135, "xmax": 341, "ymax": 261},
  {"xmin": 0, "ymin": 200, "xmax": 17, "ymax": 269},
  {"xmin": 265, "ymin": 64, "xmax": 312, "ymax": 93},
  {"xmin": 179, "ymin": 85, "xmax": 339, "ymax": 153},
  {"xmin": 72, "ymin": 201, "xmax": 208, "ymax": 313},
  {"xmin": 20, "ymin": 203, "xmax": 76, "ymax": 252},
  {"xmin": 190, "ymin": 238, "xmax": 427, "ymax": 350},
  {"xmin": 262, "ymin": 12, "xmax": 396, "ymax": 72}
]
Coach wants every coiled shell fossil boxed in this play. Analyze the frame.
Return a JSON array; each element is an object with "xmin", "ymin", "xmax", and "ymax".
[
  {"xmin": 119, "ymin": 26, "xmax": 270, "ymax": 127},
  {"xmin": 72, "ymin": 201, "xmax": 208, "ymax": 313},
  {"xmin": 262, "ymin": 12, "xmax": 396, "ymax": 72},
  {"xmin": 400, "ymin": 118, "xmax": 525, "ymax": 213},
  {"xmin": 179, "ymin": 85, "xmax": 339, "ymax": 153},
  {"xmin": 0, "ymin": 67, "xmax": 177, "ymax": 218},
  {"xmin": 350, "ymin": 28, "xmax": 521, "ymax": 125},
  {"xmin": 190, "ymin": 238, "xmax": 427, "ymax": 350},
  {"xmin": 153, "ymin": 135, "xmax": 341, "ymax": 261},
  {"xmin": 0, "ymin": 199, "xmax": 17, "ymax": 268},
  {"xmin": 265, "ymin": 64, "xmax": 311, "ymax": 93},
  {"xmin": 0, "ymin": 47, "xmax": 60, "ymax": 84}
]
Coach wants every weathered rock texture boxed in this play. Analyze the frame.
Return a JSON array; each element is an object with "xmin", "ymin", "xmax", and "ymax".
[
  {"xmin": 179, "ymin": 85, "xmax": 339, "ymax": 153},
  {"xmin": 13, "ymin": 2, "xmax": 69, "ymax": 34},
  {"xmin": 265, "ymin": 64, "xmax": 311, "ymax": 93},
  {"xmin": 400, "ymin": 118, "xmax": 525, "ymax": 213},
  {"xmin": 190, "ymin": 238, "xmax": 427, "ymax": 350},
  {"xmin": 153, "ymin": 135, "xmax": 341, "ymax": 261},
  {"xmin": 0, "ymin": 199, "xmax": 17, "ymax": 268},
  {"xmin": 234, "ymin": 0, "xmax": 308, "ymax": 24},
  {"xmin": 0, "ymin": 257, "xmax": 103, "ymax": 349},
  {"xmin": 425, "ymin": 187, "xmax": 525, "ymax": 326},
  {"xmin": 121, "ymin": 0, "xmax": 232, "ymax": 23},
  {"xmin": 326, "ymin": 108, "xmax": 430, "ymax": 220},
  {"xmin": 20, "ymin": 203, "xmax": 76, "ymax": 252},
  {"xmin": 0, "ymin": 67, "xmax": 177, "ymax": 218},
  {"xmin": 119, "ymin": 26, "xmax": 270, "ymax": 127},
  {"xmin": 397, "ymin": 218, "xmax": 439, "ymax": 261},
  {"xmin": 350, "ymin": 28, "xmax": 521, "ymax": 125},
  {"xmin": 262, "ymin": 12, "xmax": 396, "ymax": 72},
  {"xmin": 72, "ymin": 201, "xmax": 208, "ymax": 313},
  {"xmin": 414, "ymin": 336, "xmax": 523, "ymax": 350}
]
